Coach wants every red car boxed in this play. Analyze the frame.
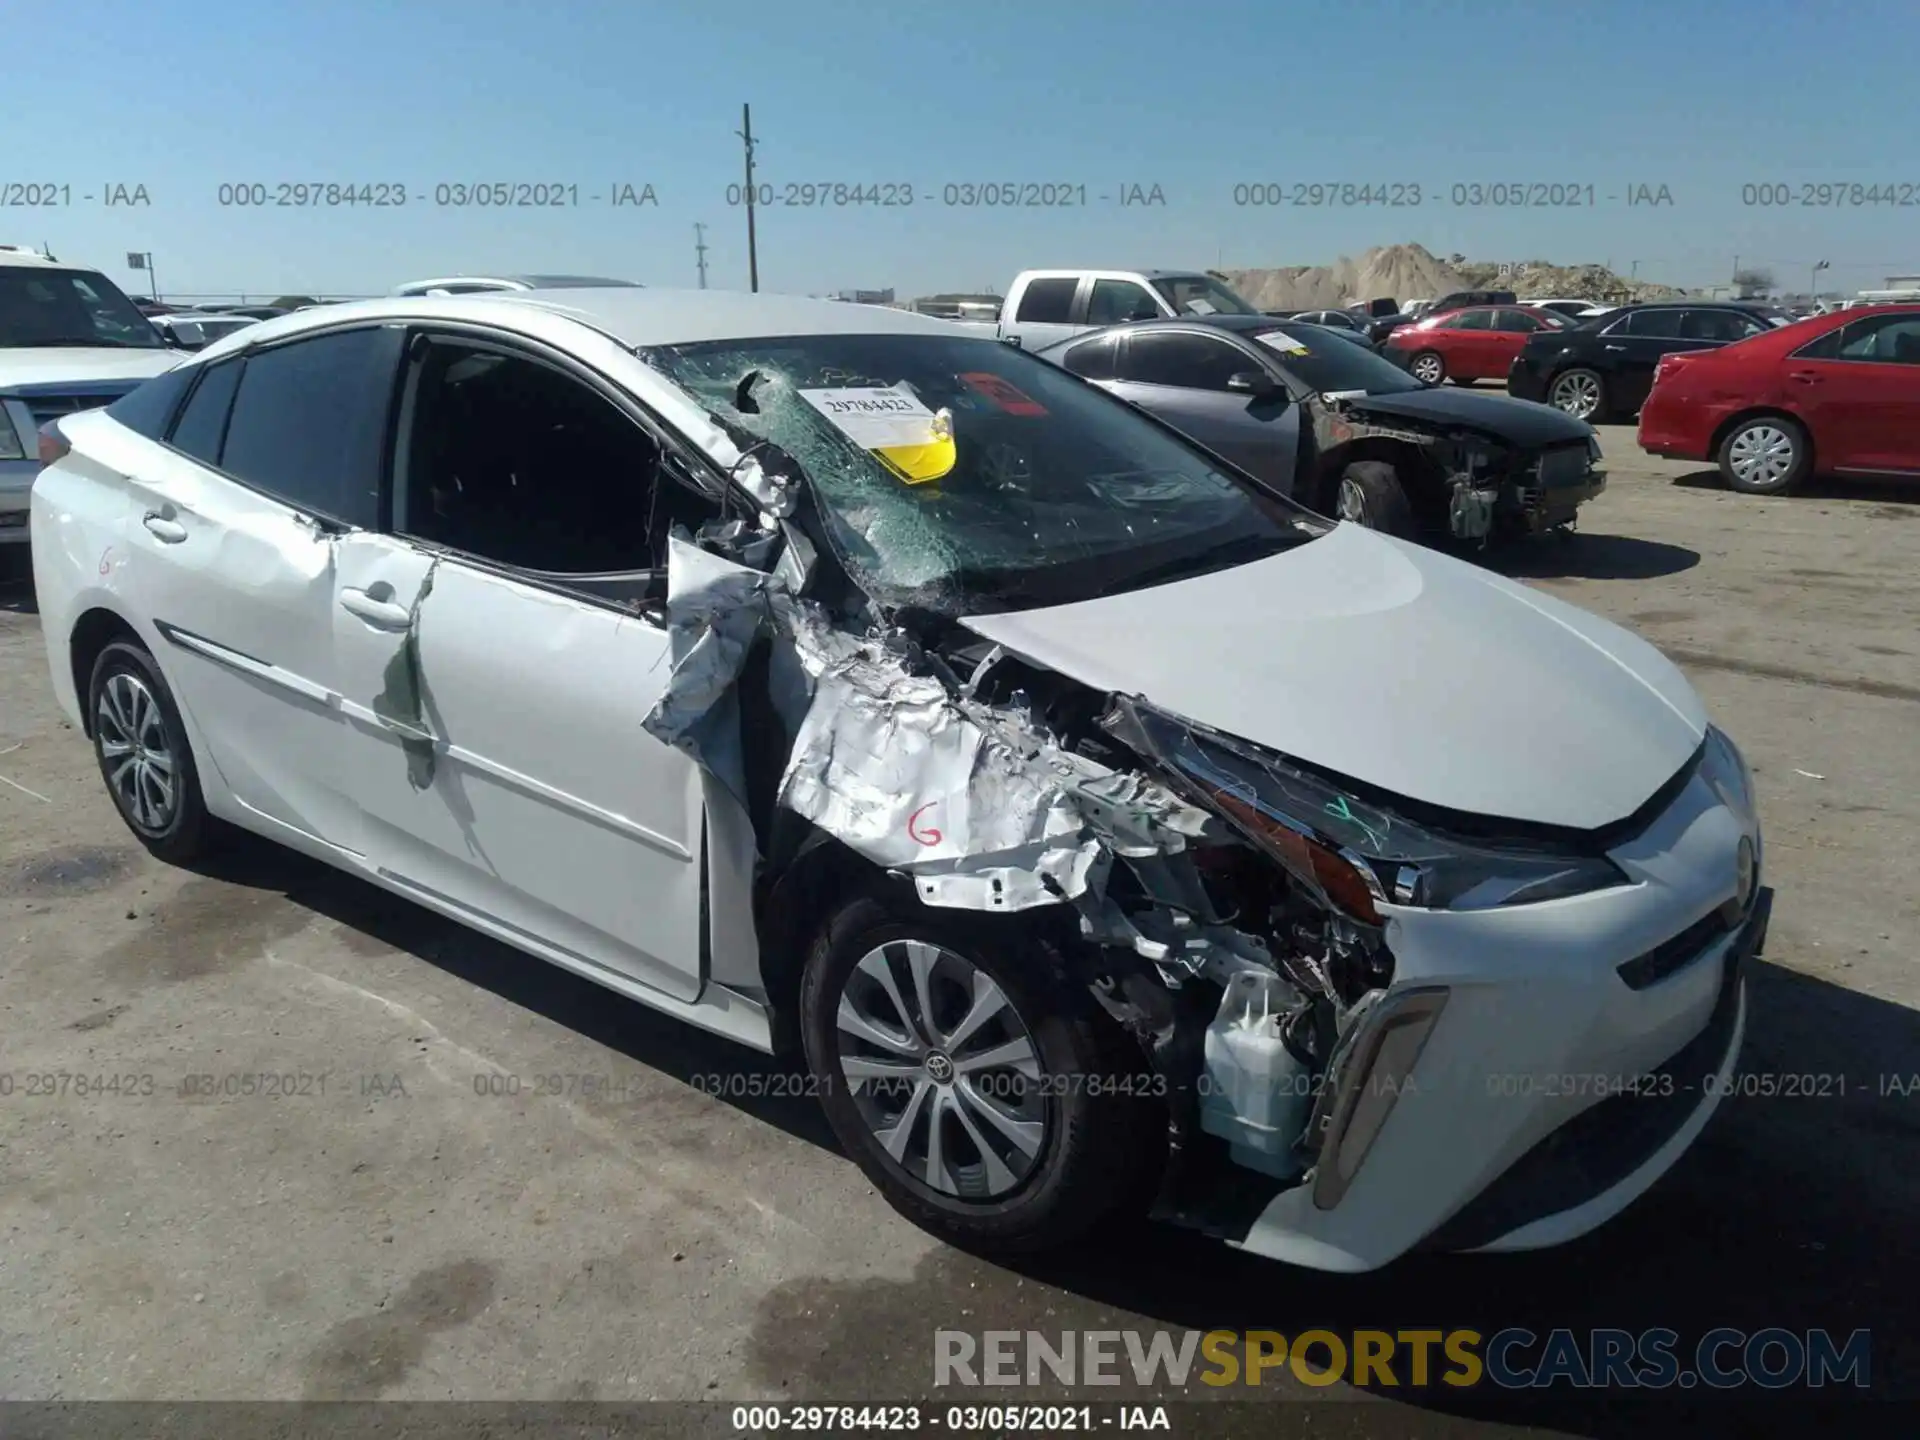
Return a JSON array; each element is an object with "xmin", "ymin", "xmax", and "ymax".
[
  {"xmin": 1385, "ymin": 305, "xmax": 1571, "ymax": 386},
  {"xmin": 1638, "ymin": 304, "xmax": 1920, "ymax": 494}
]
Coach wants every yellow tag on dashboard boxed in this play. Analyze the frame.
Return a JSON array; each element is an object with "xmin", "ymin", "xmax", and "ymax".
[
  {"xmin": 876, "ymin": 409, "xmax": 956, "ymax": 484},
  {"xmin": 801, "ymin": 388, "xmax": 957, "ymax": 484}
]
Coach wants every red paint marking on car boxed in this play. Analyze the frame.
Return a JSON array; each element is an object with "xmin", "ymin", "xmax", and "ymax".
[
  {"xmin": 98, "ymin": 547, "xmax": 114, "ymax": 576},
  {"xmin": 907, "ymin": 802, "xmax": 943, "ymax": 846}
]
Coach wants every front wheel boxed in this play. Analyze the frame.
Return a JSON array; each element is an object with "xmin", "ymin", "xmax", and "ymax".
[
  {"xmin": 1719, "ymin": 416, "xmax": 1811, "ymax": 495},
  {"xmin": 800, "ymin": 890, "xmax": 1160, "ymax": 1253},
  {"xmin": 1408, "ymin": 350, "xmax": 1446, "ymax": 384},
  {"xmin": 1335, "ymin": 460, "xmax": 1417, "ymax": 539}
]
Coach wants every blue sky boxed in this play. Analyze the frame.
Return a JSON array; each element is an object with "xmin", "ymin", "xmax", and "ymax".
[{"xmin": 7, "ymin": 0, "xmax": 1918, "ymax": 301}]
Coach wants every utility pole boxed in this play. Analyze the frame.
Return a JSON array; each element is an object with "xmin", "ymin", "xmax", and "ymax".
[
  {"xmin": 737, "ymin": 103, "xmax": 759, "ymax": 292},
  {"xmin": 1631, "ymin": 260, "xmax": 1639, "ymax": 279},
  {"xmin": 1811, "ymin": 258, "xmax": 1829, "ymax": 299},
  {"xmin": 694, "ymin": 223, "xmax": 710, "ymax": 289}
]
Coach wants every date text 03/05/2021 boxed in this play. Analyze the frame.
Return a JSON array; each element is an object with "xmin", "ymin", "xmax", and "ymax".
[{"xmin": 730, "ymin": 1405, "xmax": 1172, "ymax": 1433}]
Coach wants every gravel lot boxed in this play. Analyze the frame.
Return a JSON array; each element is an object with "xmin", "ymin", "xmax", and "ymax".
[{"xmin": 1, "ymin": 418, "xmax": 1915, "ymax": 1434}]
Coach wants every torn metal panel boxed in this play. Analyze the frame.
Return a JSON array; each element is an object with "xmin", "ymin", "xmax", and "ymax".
[{"xmin": 640, "ymin": 534, "xmax": 778, "ymax": 810}]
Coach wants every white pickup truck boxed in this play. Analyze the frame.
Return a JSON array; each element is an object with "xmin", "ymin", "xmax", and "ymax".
[{"xmin": 952, "ymin": 268, "xmax": 1270, "ymax": 350}]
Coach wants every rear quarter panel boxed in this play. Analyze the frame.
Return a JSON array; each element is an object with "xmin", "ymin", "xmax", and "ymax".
[{"xmin": 28, "ymin": 409, "xmax": 153, "ymax": 728}]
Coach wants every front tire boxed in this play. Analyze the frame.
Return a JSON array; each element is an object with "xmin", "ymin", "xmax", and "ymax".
[
  {"xmin": 1409, "ymin": 350, "xmax": 1446, "ymax": 384},
  {"xmin": 1335, "ymin": 460, "xmax": 1417, "ymax": 539},
  {"xmin": 800, "ymin": 889, "xmax": 1159, "ymax": 1253},
  {"xmin": 88, "ymin": 639, "xmax": 213, "ymax": 864},
  {"xmin": 1719, "ymin": 416, "xmax": 1810, "ymax": 495}
]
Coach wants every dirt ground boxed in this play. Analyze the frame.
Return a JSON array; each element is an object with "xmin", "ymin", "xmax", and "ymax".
[{"xmin": 1, "ymin": 418, "xmax": 1915, "ymax": 1435}]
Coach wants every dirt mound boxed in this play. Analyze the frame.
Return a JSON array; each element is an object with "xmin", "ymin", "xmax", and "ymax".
[{"xmin": 1221, "ymin": 243, "xmax": 1681, "ymax": 310}]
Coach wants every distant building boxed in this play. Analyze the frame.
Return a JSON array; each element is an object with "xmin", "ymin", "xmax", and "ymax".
[
  {"xmin": 833, "ymin": 288, "xmax": 895, "ymax": 305},
  {"xmin": 910, "ymin": 292, "xmax": 1003, "ymax": 321}
]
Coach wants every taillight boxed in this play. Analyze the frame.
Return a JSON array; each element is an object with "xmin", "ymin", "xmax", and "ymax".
[{"xmin": 38, "ymin": 420, "xmax": 71, "ymax": 465}]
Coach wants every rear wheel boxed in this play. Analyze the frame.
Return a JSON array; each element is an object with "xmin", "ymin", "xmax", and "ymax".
[
  {"xmin": 88, "ymin": 639, "xmax": 214, "ymax": 864},
  {"xmin": 1335, "ymin": 460, "xmax": 1417, "ymax": 539},
  {"xmin": 1719, "ymin": 416, "xmax": 1810, "ymax": 495},
  {"xmin": 800, "ymin": 889, "xmax": 1159, "ymax": 1253},
  {"xmin": 1549, "ymin": 367, "xmax": 1607, "ymax": 422},
  {"xmin": 1408, "ymin": 350, "xmax": 1445, "ymax": 384}
]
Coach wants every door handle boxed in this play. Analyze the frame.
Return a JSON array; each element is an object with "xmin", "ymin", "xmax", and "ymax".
[
  {"xmin": 1788, "ymin": 371, "xmax": 1822, "ymax": 384},
  {"xmin": 339, "ymin": 587, "xmax": 415, "ymax": 630},
  {"xmin": 141, "ymin": 511, "xmax": 187, "ymax": 544},
  {"xmin": 1603, "ymin": 344, "xmax": 1627, "ymax": 352}
]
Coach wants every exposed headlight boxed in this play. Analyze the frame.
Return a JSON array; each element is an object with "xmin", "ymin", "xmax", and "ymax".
[
  {"xmin": 1110, "ymin": 700, "xmax": 1628, "ymax": 921},
  {"xmin": 0, "ymin": 403, "xmax": 25, "ymax": 461}
]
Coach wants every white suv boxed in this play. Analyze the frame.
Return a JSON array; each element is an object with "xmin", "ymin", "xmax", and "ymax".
[{"xmin": 1, "ymin": 248, "xmax": 181, "ymax": 545}]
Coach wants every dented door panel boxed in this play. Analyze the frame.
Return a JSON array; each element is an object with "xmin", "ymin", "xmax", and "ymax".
[
  {"xmin": 118, "ymin": 445, "xmax": 359, "ymax": 848},
  {"xmin": 335, "ymin": 547, "xmax": 707, "ymax": 1002}
]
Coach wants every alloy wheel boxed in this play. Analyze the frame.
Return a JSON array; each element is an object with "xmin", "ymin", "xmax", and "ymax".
[
  {"xmin": 1728, "ymin": 425, "xmax": 1797, "ymax": 487},
  {"xmin": 97, "ymin": 671, "xmax": 177, "ymax": 832},
  {"xmin": 835, "ymin": 939, "xmax": 1048, "ymax": 1200},
  {"xmin": 1337, "ymin": 476, "xmax": 1370, "ymax": 525},
  {"xmin": 1410, "ymin": 353, "xmax": 1444, "ymax": 383},
  {"xmin": 1550, "ymin": 371, "xmax": 1602, "ymax": 419}
]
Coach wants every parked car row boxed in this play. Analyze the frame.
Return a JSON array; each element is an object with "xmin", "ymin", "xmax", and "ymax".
[{"xmin": 25, "ymin": 281, "xmax": 1770, "ymax": 1276}]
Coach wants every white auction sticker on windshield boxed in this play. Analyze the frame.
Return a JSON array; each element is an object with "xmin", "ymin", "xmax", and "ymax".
[
  {"xmin": 800, "ymin": 386, "xmax": 940, "ymax": 449},
  {"xmin": 1257, "ymin": 333, "xmax": 1310, "ymax": 355}
]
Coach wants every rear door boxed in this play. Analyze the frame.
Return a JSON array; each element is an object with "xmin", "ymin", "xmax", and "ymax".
[
  {"xmin": 117, "ymin": 325, "xmax": 404, "ymax": 853},
  {"xmin": 999, "ymin": 276, "xmax": 1085, "ymax": 351},
  {"xmin": 329, "ymin": 328, "xmax": 730, "ymax": 1002},
  {"xmin": 1440, "ymin": 308, "xmax": 1497, "ymax": 376},
  {"xmin": 1108, "ymin": 329, "xmax": 1300, "ymax": 494},
  {"xmin": 1786, "ymin": 313, "xmax": 1920, "ymax": 471},
  {"xmin": 1602, "ymin": 308, "xmax": 1707, "ymax": 411},
  {"xmin": 1490, "ymin": 308, "xmax": 1555, "ymax": 377}
]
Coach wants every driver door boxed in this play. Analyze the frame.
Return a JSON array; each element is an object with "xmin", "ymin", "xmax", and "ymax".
[
  {"xmin": 1108, "ymin": 329, "xmax": 1301, "ymax": 495},
  {"xmin": 329, "ymin": 330, "xmax": 728, "ymax": 1002}
]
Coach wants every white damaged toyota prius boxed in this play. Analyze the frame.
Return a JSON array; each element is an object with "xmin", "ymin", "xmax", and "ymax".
[{"xmin": 30, "ymin": 289, "xmax": 1768, "ymax": 1271}]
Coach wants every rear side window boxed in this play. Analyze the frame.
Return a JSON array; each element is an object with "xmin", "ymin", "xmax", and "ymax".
[
  {"xmin": 1681, "ymin": 310, "xmax": 1754, "ymax": 342},
  {"xmin": 104, "ymin": 367, "xmax": 193, "ymax": 439},
  {"xmin": 218, "ymin": 328, "xmax": 401, "ymax": 529},
  {"xmin": 1059, "ymin": 334, "xmax": 1120, "ymax": 380},
  {"xmin": 1622, "ymin": 309, "xmax": 1685, "ymax": 338},
  {"xmin": 167, "ymin": 360, "xmax": 243, "ymax": 465},
  {"xmin": 1014, "ymin": 278, "xmax": 1078, "ymax": 324},
  {"xmin": 1448, "ymin": 310, "xmax": 1493, "ymax": 331}
]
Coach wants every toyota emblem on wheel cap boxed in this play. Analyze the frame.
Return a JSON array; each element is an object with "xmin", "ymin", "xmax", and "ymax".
[{"xmin": 923, "ymin": 1052, "xmax": 955, "ymax": 1084}]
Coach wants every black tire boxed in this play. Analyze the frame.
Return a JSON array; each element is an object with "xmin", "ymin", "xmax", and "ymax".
[
  {"xmin": 1408, "ymin": 350, "xmax": 1446, "ymax": 384},
  {"xmin": 88, "ymin": 638, "xmax": 214, "ymax": 864},
  {"xmin": 799, "ymin": 888, "xmax": 1160, "ymax": 1253},
  {"xmin": 1449, "ymin": 376, "xmax": 1476, "ymax": 387},
  {"xmin": 1718, "ymin": 415, "xmax": 1811, "ymax": 496},
  {"xmin": 1547, "ymin": 366, "xmax": 1609, "ymax": 423},
  {"xmin": 1333, "ymin": 460, "xmax": 1417, "ymax": 539}
]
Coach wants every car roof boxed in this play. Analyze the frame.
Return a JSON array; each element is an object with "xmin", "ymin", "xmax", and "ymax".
[
  {"xmin": 393, "ymin": 274, "xmax": 643, "ymax": 292},
  {"xmin": 0, "ymin": 247, "xmax": 62, "ymax": 268},
  {"xmin": 191, "ymin": 287, "xmax": 964, "ymax": 359},
  {"xmin": 1033, "ymin": 316, "xmax": 1299, "ymax": 351}
]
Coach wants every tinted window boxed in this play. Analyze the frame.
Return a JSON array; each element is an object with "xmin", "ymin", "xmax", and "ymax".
[
  {"xmin": 1252, "ymin": 326, "xmax": 1421, "ymax": 394},
  {"xmin": 1793, "ymin": 327, "xmax": 1844, "ymax": 360},
  {"xmin": 1086, "ymin": 279, "xmax": 1161, "ymax": 327},
  {"xmin": 399, "ymin": 340, "xmax": 682, "ymax": 571},
  {"xmin": 1121, "ymin": 331, "xmax": 1251, "ymax": 390},
  {"xmin": 1059, "ymin": 334, "xmax": 1120, "ymax": 381},
  {"xmin": 1680, "ymin": 309, "xmax": 1757, "ymax": 342},
  {"xmin": 1492, "ymin": 308, "xmax": 1545, "ymax": 333},
  {"xmin": 1622, "ymin": 309, "xmax": 1685, "ymax": 338},
  {"xmin": 0, "ymin": 265, "xmax": 166, "ymax": 349},
  {"xmin": 104, "ymin": 367, "xmax": 193, "ymax": 439},
  {"xmin": 167, "ymin": 359, "xmax": 243, "ymax": 464},
  {"xmin": 1014, "ymin": 278, "xmax": 1077, "ymax": 324},
  {"xmin": 1447, "ymin": 310, "xmax": 1493, "ymax": 331},
  {"xmin": 1835, "ymin": 314, "xmax": 1920, "ymax": 363},
  {"xmin": 218, "ymin": 328, "xmax": 400, "ymax": 528}
]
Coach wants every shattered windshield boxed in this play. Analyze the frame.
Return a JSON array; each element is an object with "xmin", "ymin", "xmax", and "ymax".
[{"xmin": 643, "ymin": 332, "xmax": 1322, "ymax": 611}]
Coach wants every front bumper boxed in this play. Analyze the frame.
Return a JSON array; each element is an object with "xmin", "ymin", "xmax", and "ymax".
[{"xmin": 1229, "ymin": 761, "xmax": 1763, "ymax": 1272}]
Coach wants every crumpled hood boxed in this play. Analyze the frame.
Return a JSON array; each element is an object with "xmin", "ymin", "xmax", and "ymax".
[
  {"xmin": 0, "ymin": 348, "xmax": 180, "ymax": 392},
  {"xmin": 960, "ymin": 524, "xmax": 1706, "ymax": 830},
  {"xmin": 1338, "ymin": 386, "xmax": 1593, "ymax": 449}
]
